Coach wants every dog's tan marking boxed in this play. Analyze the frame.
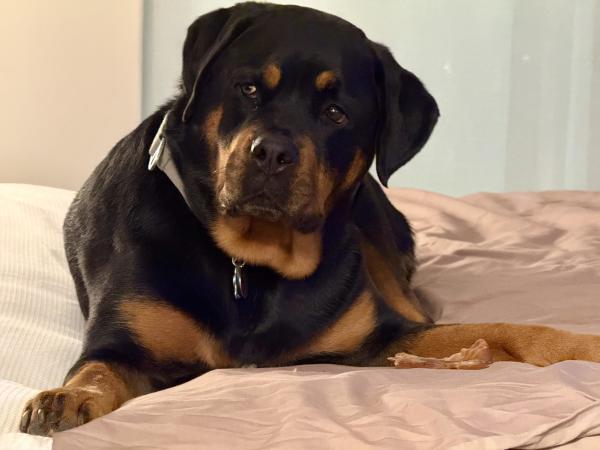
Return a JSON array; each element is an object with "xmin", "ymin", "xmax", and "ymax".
[
  {"xmin": 21, "ymin": 362, "xmax": 148, "ymax": 435},
  {"xmin": 315, "ymin": 70, "xmax": 337, "ymax": 90},
  {"xmin": 215, "ymin": 125, "xmax": 257, "ymax": 202},
  {"xmin": 120, "ymin": 299, "xmax": 232, "ymax": 368},
  {"xmin": 295, "ymin": 135, "xmax": 335, "ymax": 217},
  {"xmin": 361, "ymin": 240, "xmax": 427, "ymax": 323},
  {"xmin": 263, "ymin": 63, "xmax": 281, "ymax": 89},
  {"xmin": 392, "ymin": 323, "xmax": 600, "ymax": 367},
  {"xmin": 203, "ymin": 106, "xmax": 224, "ymax": 149},
  {"xmin": 291, "ymin": 291, "xmax": 376, "ymax": 359},
  {"xmin": 203, "ymin": 106, "xmax": 229, "ymax": 190},
  {"xmin": 211, "ymin": 216, "xmax": 322, "ymax": 279},
  {"xmin": 63, "ymin": 362, "xmax": 137, "ymax": 409},
  {"xmin": 339, "ymin": 150, "xmax": 367, "ymax": 191}
]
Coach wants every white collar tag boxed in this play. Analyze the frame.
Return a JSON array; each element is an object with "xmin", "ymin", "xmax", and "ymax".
[
  {"xmin": 147, "ymin": 111, "xmax": 193, "ymax": 210},
  {"xmin": 148, "ymin": 111, "xmax": 170, "ymax": 171}
]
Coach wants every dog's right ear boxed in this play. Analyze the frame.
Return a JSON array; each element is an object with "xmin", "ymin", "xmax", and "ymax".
[
  {"xmin": 370, "ymin": 43, "xmax": 439, "ymax": 187},
  {"xmin": 181, "ymin": 3, "xmax": 266, "ymax": 122}
]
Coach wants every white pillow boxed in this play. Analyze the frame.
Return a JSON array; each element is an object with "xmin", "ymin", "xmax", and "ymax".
[{"xmin": 0, "ymin": 184, "xmax": 84, "ymax": 434}]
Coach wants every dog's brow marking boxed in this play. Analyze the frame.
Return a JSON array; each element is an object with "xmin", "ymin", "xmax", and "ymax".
[
  {"xmin": 263, "ymin": 64, "xmax": 281, "ymax": 89},
  {"xmin": 315, "ymin": 70, "xmax": 337, "ymax": 90}
]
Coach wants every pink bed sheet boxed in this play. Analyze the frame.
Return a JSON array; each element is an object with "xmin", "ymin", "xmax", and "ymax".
[
  {"xmin": 395, "ymin": 190, "xmax": 600, "ymax": 332},
  {"xmin": 53, "ymin": 190, "xmax": 600, "ymax": 449}
]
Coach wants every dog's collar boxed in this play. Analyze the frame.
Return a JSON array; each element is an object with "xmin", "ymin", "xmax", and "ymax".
[
  {"xmin": 147, "ymin": 111, "xmax": 194, "ymax": 211},
  {"xmin": 147, "ymin": 112, "xmax": 248, "ymax": 300}
]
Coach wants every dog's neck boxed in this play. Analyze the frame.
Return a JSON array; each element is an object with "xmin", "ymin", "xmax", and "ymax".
[{"xmin": 210, "ymin": 215, "xmax": 322, "ymax": 280}]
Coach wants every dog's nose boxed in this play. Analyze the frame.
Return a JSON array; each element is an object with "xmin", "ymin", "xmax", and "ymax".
[{"xmin": 250, "ymin": 137, "xmax": 298, "ymax": 174}]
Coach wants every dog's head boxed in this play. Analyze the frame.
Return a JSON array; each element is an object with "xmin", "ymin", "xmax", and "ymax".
[{"xmin": 171, "ymin": 3, "xmax": 438, "ymax": 276}]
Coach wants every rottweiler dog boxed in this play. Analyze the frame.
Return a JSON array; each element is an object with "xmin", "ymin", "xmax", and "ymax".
[{"xmin": 21, "ymin": 2, "xmax": 600, "ymax": 436}]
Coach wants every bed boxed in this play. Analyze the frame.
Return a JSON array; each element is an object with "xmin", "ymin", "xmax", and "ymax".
[{"xmin": 1, "ymin": 183, "xmax": 599, "ymax": 449}]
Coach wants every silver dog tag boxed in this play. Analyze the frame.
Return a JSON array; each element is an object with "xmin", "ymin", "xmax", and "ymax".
[{"xmin": 232, "ymin": 258, "xmax": 247, "ymax": 299}]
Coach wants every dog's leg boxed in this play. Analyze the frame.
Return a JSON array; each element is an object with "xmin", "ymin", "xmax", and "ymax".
[
  {"xmin": 20, "ymin": 361, "xmax": 151, "ymax": 436},
  {"xmin": 375, "ymin": 323, "xmax": 600, "ymax": 367}
]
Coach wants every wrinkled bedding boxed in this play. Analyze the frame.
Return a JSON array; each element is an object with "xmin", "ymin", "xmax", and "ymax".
[
  {"xmin": 396, "ymin": 190, "xmax": 600, "ymax": 334},
  {"xmin": 1, "ymin": 184, "xmax": 599, "ymax": 449}
]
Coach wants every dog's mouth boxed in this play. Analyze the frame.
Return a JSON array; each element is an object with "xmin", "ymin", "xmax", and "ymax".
[
  {"xmin": 218, "ymin": 190, "xmax": 323, "ymax": 233},
  {"xmin": 219, "ymin": 190, "xmax": 285, "ymax": 222}
]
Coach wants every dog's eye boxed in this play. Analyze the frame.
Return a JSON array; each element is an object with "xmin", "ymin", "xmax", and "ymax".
[
  {"xmin": 324, "ymin": 105, "xmax": 347, "ymax": 125},
  {"xmin": 240, "ymin": 84, "xmax": 258, "ymax": 99}
]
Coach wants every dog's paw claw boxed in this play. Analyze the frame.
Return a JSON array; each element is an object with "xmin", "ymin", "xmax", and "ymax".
[{"xmin": 20, "ymin": 387, "xmax": 107, "ymax": 436}]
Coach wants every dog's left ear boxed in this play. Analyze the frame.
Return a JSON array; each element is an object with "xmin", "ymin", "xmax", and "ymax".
[
  {"xmin": 371, "ymin": 43, "xmax": 440, "ymax": 186},
  {"xmin": 181, "ymin": 3, "xmax": 267, "ymax": 122}
]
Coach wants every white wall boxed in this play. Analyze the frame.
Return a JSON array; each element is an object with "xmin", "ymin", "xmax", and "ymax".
[
  {"xmin": 0, "ymin": 0, "xmax": 143, "ymax": 190},
  {"xmin": 143, "ymin": 0, "xmax": 600, "ymax": 195}
]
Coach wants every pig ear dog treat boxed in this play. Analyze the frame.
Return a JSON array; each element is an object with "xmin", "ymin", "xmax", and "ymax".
[{"xmin": 388, "ymin": 339, "xmax": 493, "ymax": 370}]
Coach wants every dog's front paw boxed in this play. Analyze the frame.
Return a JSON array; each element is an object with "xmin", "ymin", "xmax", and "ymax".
[{"xmin": 20, "ymin": 387, "xmax": 110, "ymax": 436}]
